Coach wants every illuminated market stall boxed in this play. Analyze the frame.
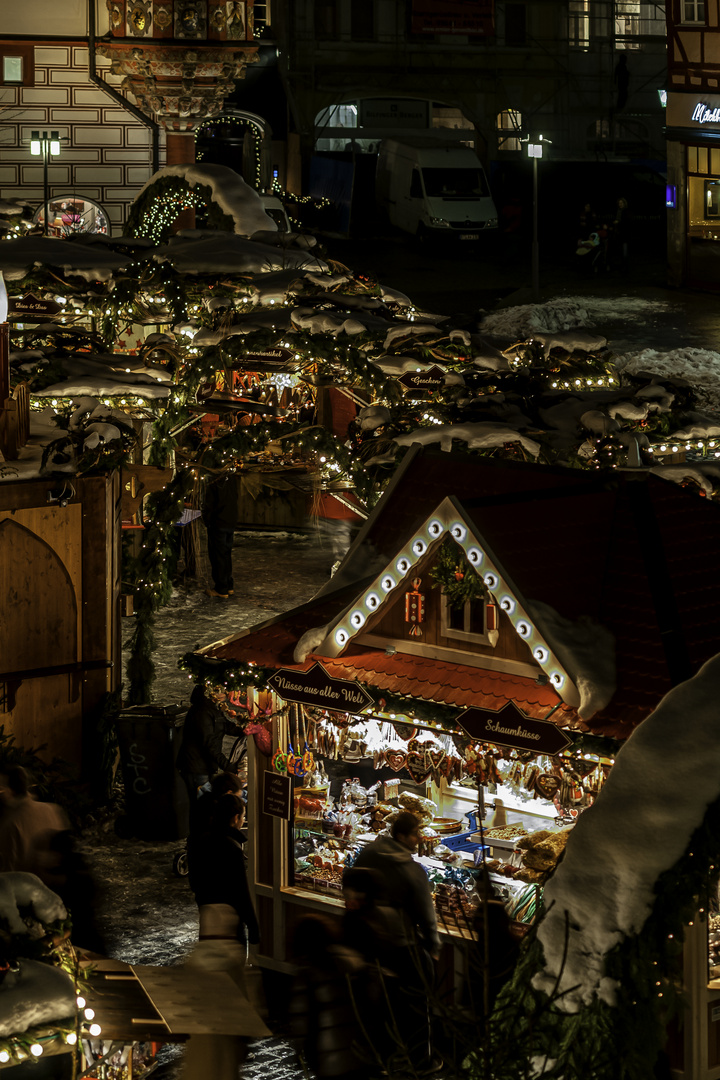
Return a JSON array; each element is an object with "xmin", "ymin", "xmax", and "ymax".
[{"xmin": 185, "ymin": 448, "xmax": 720, "ymax": 1062}]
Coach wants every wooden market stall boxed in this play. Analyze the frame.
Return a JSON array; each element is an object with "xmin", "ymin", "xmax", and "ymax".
[
  {"xmin": 0, "ymin": 473, "xmax": 122, "ymax": 770},
  {"xmin": 193, "ymin": 448, "xmax": 720, "ymax": 1076}
]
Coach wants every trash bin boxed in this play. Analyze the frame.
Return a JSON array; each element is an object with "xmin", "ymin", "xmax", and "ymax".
[{"xmin": 114, "ymin": 704, "xmax": 189, "ymax": 841}]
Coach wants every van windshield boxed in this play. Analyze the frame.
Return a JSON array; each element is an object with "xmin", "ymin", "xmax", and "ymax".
[{"xmin": 421, "ymin": 167, "xmax": 488, "ymax": 199}]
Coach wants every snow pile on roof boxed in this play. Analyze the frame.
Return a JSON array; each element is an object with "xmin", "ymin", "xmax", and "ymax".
[
  {"xmin": 615, "ymin": 346, "xmax": 720, "ymax": 413},
  {"xmin": 0, "ymin": 959, "xmax": 75, "ymax": 1037},
  {"xmin": 131, "ymin": 164, "xmax": 275, "ymax": 237},
  {"xmin": 392, "ymin": 422, "xmax": 542, "ymax": 457},
  {"xmin": 534, "ymin": 653, "xmax": 720, "ymax": 1010},
  {"xmin": 0, "ymin": 872, "xmax": 67, "ymax": 932},
  {"xmin": 479, "ymin": 295, "xmax": 670, "ymax": 341},
  {"xmin": 525, "ymin": 600, "xmax": 616, "ymax": 720},
  {"xmin": 152, "ymin": 232, "xmax": 327, "ymax": 275},
  {"xmin": 0, "ymin": 236, "xmax": 130, "ymax": 281}
]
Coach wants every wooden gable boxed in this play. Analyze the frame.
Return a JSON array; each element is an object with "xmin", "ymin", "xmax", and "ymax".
[{"xmin": 354, "ymin": 539, "xmax": 538, "ymax": 674}]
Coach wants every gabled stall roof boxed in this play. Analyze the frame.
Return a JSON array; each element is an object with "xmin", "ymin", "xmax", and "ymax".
[{"xmin": 198, "ymin": 449, "xmax": 720, "ymax": 739}]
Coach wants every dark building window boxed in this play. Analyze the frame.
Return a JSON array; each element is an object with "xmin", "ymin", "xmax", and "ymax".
[
  {"xmin": 351, "ymin": 0, "xmax": 374, "ymax": 39},
  {"xmin": 505, "ymin": 3, "xmax": 526, "ymax": 45},
  {"xmin": 314, "ymin": 0, "xmax": 338, "ymax": 39}
]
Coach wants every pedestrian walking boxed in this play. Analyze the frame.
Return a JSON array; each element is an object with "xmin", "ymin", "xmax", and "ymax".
[
  {"xmin": 202, "ymin": 470, "xmax": 243, "ymax": 598},
  {"xmin": 177, "ymin": 685, "xmax": 243, "ymax": 825},
  {"xmin": 183, "ymin": 793, "xmax": 266, "ymax": 1080},
  {"xmin": 0, "ymin": 765, "xmax": 68, "ymax": 886},
  {"xmin": 288, "ymin": 914, "xmax": 367, "ymax": 1080}
]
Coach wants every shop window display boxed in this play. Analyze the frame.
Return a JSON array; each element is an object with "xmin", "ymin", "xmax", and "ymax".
[{"xmin": 281, "ymin": 706, "xmax": 612, "ymax": 935}]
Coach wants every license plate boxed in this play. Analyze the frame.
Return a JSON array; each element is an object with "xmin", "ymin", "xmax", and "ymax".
[{"xmin": 460, "ymin": 233, "xmax": 479, "ymax": 240}]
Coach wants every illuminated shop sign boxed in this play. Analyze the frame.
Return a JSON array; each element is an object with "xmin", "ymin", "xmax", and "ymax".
[
  {"xmin": 692, "ymin": 103, "xmax": 720, "ymax": 125},
  {"xmin": 666, "ymin": 93, "xmax": 720, "ymax": 130}
]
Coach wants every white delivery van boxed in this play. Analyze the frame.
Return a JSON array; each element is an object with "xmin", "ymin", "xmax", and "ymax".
[{"xmin": 375, "ymin": 137, "xmax": 498, "ymax": 242}]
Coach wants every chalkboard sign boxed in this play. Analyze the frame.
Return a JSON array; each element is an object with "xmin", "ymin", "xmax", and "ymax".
[{"xmin": 263, "ymin": 770, "xmax": 292, "ymax": 820}]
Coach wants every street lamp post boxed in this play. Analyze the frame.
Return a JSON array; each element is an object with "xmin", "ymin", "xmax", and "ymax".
[
  {"xmin": 525, "ymin": 134, "xmax": 551, "ymax": 299},
  {"xmin": 30, "ymin": 130, "xmax": 61, "ymax": 236}
]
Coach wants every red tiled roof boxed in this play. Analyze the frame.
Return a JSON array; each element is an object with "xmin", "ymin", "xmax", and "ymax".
[{"xmin": 310, "ymin": 649, "xmax": 578, "ymax": 723}]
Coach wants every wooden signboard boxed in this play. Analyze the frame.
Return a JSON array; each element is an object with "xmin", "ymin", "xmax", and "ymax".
[
  {"xmin": 8, "ymin": 293, "xmax": 62, "ymax": 319},
  {"xmin": 267, "ymin": 661, "xmax": 374, "ymax": 712},
  {"xmin": 398, "ymin": 365, "xmax": 447, "ymax": 393},
  {"xmin": 456, "ymin": 701, "xmax": 572, "ymax": 755},
  {"xmin": 263, "ymin": 770, "xmax": 292, "ymax": 820}
]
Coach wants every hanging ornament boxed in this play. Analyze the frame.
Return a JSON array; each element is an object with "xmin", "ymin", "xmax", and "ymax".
[{"xmin": 405, "ymin": 576, "xmax": 425, "ymax": 637}]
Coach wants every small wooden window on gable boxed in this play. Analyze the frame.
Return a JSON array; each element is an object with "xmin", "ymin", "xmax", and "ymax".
[{"xmin": 440, "ymin": 594, "xmax": 498, "ymax": 647}]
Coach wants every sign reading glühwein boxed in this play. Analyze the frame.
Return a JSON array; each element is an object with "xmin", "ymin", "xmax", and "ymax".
[
  {"xmin": 8, "ymin": 294, "xmax": 62, "ymax": 319},
  {"xmin": 267, "ymin": 662, "xmax": 373, "ymax": 712},
  {"xmin": 398, "ymin": 365, "xmax": 447, "ymax": 393},
  {"xmin": 456, "ymin": 701, "xmax": 572, "ymax": 755}
]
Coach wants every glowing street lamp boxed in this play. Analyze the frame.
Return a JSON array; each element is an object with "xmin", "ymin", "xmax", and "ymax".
[
  {"xmin": 523, "ymin": 133, "xmax": 552, "ymax": 299},
  {"xmin": 30, "ymin": 130, "xmax": 61, "ymax": 236}
]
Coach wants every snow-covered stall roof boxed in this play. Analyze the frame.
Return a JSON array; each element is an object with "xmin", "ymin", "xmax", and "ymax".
[
  {"xmin": 130, "ymin": 163, "xmax": 276, "ymax": 238},
  {"xmin": 0, "ymin": 236, "xmax": 131, "ymax": 281}
]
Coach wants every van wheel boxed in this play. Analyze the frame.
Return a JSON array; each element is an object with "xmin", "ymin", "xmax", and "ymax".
[{"xmin": 416, "ymin": 224, "xmax": 430, "ymax": 247}]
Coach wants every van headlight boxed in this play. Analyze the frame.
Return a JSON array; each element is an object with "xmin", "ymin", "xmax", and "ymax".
[
  {"xmin": 429, "ymin": 217, "xmax": 452, "ymax": 228},
  {"xmin": 485, "ymin": 218, "xmax": 498, "ymax": 228}
]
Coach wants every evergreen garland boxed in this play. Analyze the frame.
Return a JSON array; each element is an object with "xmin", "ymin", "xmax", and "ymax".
[
  {"xmin": 429, "ymin": 536, "xmax": 489, "ymax": 609},
  {"xmin": 124, "ymin": 175, "xmax": 236, "ymax": 244}
]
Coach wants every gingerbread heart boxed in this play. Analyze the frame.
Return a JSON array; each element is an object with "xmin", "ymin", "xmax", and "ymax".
[
  {"xmin": 392, "ymin": 721, "xmax": 418, "ymax": 742},
  {"xmin": 535, "ymin": 773, "xmax": 561, "ymax": 800},
  {"xmin": 427, "ymin": 747, "xmax": 446, "ymax": 772},
  {"xmin": 406, "ymin": 749, "xmax": 433, "ymax": 784},
  {"xmin": 385, "ymin": 748, "xmax": 407, "ymax": 772}
]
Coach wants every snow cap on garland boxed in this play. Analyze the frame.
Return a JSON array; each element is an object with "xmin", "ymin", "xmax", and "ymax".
[{"xmin": 126, "ymin": 163, "xmax": 274, "ymax": 241}]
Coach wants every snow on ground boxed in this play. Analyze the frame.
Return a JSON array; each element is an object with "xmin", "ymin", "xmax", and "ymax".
[
  {"xmin": 615, "ymin": 346, "xmax": 720, "ymax": 413},
  {"xmin": 479, "ymin": 295, "xmax": 672, "ymax": 340},
  {"xmin": 534, "ymin": 652, "xmax": 720, "ymax": 1011}
]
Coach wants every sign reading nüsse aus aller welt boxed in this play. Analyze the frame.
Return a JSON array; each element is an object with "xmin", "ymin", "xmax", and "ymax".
[{"xmin": 267, "ymin": 662, "xmax": 373, "ymax": 711}]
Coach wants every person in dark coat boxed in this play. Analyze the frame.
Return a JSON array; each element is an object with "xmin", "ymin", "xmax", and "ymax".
[
  {"xmin": 183, "ymin": 793, "xmax": 267, "ymax": 1080},
  {"xmin": 177, "ymin": 685, "xmax": 243, "ymax": 820},
  {"xmin": 288, "ymin": 914, "xmax": 366, "ymax": 1080},
  {"xmin": 202, "ymin": 471, "xmax": 243, "ymax": 598},
  {"xmin": 346, "ymin": 812, "xmax": 441, "ymax": 1072},
  {"xmin": 349, "ymin": 812, "xmax": 440, "ymax": 961},
  {"xmin": 187, "ymin": 792, "xmax": 259, "ymax": 946}
]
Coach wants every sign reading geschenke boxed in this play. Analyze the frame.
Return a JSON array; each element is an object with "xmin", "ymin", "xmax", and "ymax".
[
  {"xmin": 666, "ymin": 92, "xmax": 720, "ymax": 132},
  {"xmin": 267, "ymin": 661, "xmax": 374, "ymax": 712}
]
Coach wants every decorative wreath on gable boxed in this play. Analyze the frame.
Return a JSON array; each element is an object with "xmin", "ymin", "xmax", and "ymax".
[{"xmin": 428, "ymin": 537, "xmax": 488, "ymax": 610}]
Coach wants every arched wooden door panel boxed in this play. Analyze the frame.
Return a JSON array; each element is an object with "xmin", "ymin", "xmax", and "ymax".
[{"xmin": 0, "ymin": 517, "xmax": 78, "ymax": 673}]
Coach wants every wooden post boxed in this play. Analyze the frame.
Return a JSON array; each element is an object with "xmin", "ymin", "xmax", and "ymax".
[{"xmin": 0, "ymin": 321, "xmax": 8, "ymax": 407}]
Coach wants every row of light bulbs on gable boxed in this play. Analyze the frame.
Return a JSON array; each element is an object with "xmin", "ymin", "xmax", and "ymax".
[{"xmin": 335, "ymin": 517, "xmax": 566, "ymax": 693}]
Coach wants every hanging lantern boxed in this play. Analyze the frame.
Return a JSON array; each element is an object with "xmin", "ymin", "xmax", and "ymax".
[{"xmin": 405, "ymin": 576, "xmax": 425, "ymax": 637}]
